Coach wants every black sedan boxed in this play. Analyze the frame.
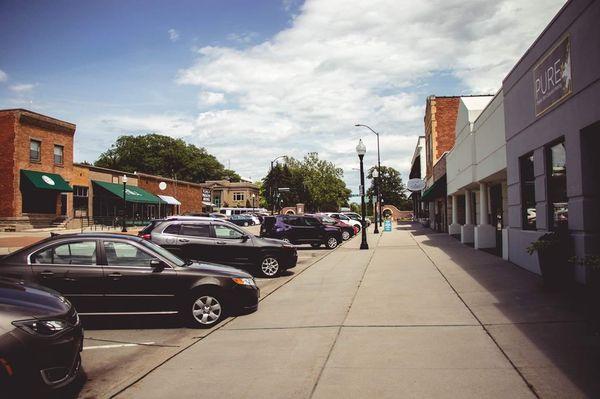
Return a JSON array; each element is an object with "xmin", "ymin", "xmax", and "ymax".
[
  {"xmin": 0, "ymin": 233, "xmax": 259, "ymax": 328},
  {"xmin": 0, "ymin": 277, "xmax": 83, "ymax": 394},
  {"xmin": 228, "ymin": 214, "xmax": 255, "ymax": 226}
]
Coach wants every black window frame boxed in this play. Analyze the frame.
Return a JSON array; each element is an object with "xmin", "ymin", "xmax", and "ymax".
[
  {"xmin": 29, "ymin": 139, "xmax": 41, "ymax": 162},
  {"xmin": 520, "ymin": 152, "xmax": 536, "ymax": 230},
  {"xmin": 30, "ymin": 240, "xmax": 99, "ymax": 266},
  {"xmin": 546, "ymin": 138, "xmax": 568, "ymax": 231}
]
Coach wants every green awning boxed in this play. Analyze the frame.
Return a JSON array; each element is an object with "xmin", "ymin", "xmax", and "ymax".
[
  {"xmin": 21, "ymin": 170, "xmax": 73, "ymax": 192},
  {"xmin": 92, "ymin": 180, "xmax": 163, "ymax": 204},
  {"xmin": 421, "ymin": 175, "xmax": 446, "ymax": 201}
]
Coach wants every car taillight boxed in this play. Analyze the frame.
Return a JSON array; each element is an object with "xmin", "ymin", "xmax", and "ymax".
[
  {"xmin": 140, "ymin": 234, "xmax": 151, "ymax": 240},
  {"xmin": 353, "ymin": 227, "xmax": 358, "ymax": 234}
]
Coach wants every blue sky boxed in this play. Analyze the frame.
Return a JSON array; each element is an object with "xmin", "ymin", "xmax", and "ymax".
[{"xmin": 0, "ymin": 0, "xmax": 565, "ymax": 195}]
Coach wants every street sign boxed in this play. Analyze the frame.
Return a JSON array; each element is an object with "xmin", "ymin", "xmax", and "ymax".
[
  {"xmin": 359, "ymin": 185, "xmax": 364, "ymax": 196},
  {"xmin": 278, "ymin": 187, "xmax": 290, "ymax": 192},
  {"xmin": 384, "ymin": 220, "xmax": 392, "ymax": 232},
  {"xmin": 407, "ymin": 178, "xmax": 426, "ymax": 192}
]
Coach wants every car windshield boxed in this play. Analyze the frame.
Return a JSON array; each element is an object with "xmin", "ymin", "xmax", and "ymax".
[
  {"xmin": 139, "ymin": 239, "xmax": 186, "ymax": 267},
  {"xmin": 321, "ymin": 217, "xmax": 337, "ymax": 224}
]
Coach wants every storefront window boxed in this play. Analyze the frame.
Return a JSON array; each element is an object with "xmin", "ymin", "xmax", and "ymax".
[
  {"xmin": 233, "ymin": 192, "xmax": 245, "ymax": 201},
  {"xmin": 520, "ymin": 153, "xmax": 536, "ymax": 230},
  {"xmin": 54, "ymin": 145, "xmax": 64, "ymax": 164},
  {"xmin": 30, "ymin": 139, "xmax": 41, "ymax": 162},
  {"xmin": 547, "ymin": 139, "xmax": 567, "ymax": 230}
]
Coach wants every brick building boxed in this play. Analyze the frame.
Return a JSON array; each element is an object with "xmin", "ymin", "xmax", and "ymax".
[
  {"xmin": 0, "ymin": 109, "xmax": 76, "ymax": 230},
  {"xmin": 137, "ymin": 173, "xmax": 208, "ymax": 216}
]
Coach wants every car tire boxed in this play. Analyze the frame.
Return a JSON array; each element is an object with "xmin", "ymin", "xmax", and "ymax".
[
  {"xmin": 259, "ymin": 255, "xmax": 280, "ymax": 277},
  {"xmin": 342, "ymin": 230, "xmax": 350, "ymax": 240},
  {"xmin": 186, "ymin": 289, "xmax": 225, "ymax": 329},
  {"xmin": 325, "ymin": 236, "xmax": 339, "ymax": 249},
  {"xmin": 244, "ymin": 221, "xmax": 249, "ymax": 226},
  {"xmin": 310, "ymin": 243, "xmax": 321, "ymax": 248}
]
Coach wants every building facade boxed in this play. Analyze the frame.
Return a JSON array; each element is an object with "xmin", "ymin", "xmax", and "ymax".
[
  {"xmin": 205, "ymin": 180, "xmax": 260, "ymax": 209},
  {"xmin": 408, "ymin": 136, "xmax": 426, "ymax": 221},
  {"xmin": 0, "ymin": 109, "xmax": 76, "ymax": 230},
  {"xmin": 502, "ymin": 0, "xmax": 600, "ymax": 282},
  {"xmin": 421, "ymin": 96, "xmax": 460, "ymax": 232}
]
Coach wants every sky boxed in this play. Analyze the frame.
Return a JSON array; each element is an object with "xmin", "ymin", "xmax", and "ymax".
[{"xmin": 0, "ymin": 0, "xmax": 566, "ymax": 197}]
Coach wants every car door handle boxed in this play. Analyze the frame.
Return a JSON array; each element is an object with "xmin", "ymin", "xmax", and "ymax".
[
  {"xmin": 179, "ymin": 238, "xmax": 190, "ymax": 243},
  {"xmin": 108, "ymin": 272, "xmax": 122, "ymax": 280},
  {"xmin": 40, "ymin": 270, "xmax": 54, "ymax": 278},
  {"xmin": 64, "ymin": 277, "xmax": 76, "ymax": 282},
  {"xmin": 216, "ymin": 241, "xmax": 226, "ymax": 245}
]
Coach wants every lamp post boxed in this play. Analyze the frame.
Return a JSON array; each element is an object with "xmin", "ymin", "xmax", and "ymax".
[
  {"xmin": 251, "ymin": 193, "xmax": 256, "ymax": 211},
  {"xmin": 356, "ymin": 139, "xmax": 369, "ymax": 250},
  {"xmin": 355, "ymin": 124, "xmax": 382, "ymax": 228},
  {"xmin": 121, "ymin": 175, "xmax": 128, "ymax": 232},
  {"xmin": 270, "ymin": 155, "xmax": 287, "ymax": 215},
  {"xmin": 372, "ymin": 168, "xmax": 380, "ymax": 234}
]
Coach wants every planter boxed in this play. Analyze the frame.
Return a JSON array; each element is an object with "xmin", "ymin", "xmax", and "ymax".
[{"xmin": 537, "ymin": 246, "xmax": 570, "ymax": 291}]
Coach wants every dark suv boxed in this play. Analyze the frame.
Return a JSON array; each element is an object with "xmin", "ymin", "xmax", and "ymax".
[
  {"xmin": 260, "ymin": 215, "xmax": 343, "ymax": 249},
  {"xmin": 147, "ymin": 218, "xmax": 298, "ymax": 278}
]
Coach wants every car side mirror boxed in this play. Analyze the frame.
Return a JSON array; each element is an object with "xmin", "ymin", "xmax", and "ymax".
[
  {"xmin": 241, "ymin": 234, "xmax": 250, "ymax": 242},
  {"xmin": 150, "ymin": 258, "xmax": 165, "ymax": 272}
]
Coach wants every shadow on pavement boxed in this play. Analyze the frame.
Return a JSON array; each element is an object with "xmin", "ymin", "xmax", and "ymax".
[
  {"xmin": 81, "ymin": 314, "xmax": 183, "ymax": 331},
  {"xmin": 398, "ymin": 221, "xmax": 600, "ymax": 397}
]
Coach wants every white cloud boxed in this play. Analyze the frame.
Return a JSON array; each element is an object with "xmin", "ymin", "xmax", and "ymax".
[
  {"xmin": 168, "ymin": 28, "xmax": 180, "ymax": 42},
  {"xmin": 9, "ymin": 83, "xmax": 36, "ymax": 93},
  {"xmin": 227, "ymin": 32, "xmax": 259, "ymax": 44},
  {"xmin": 198, "ymin": 91, "xmax": 226, "ymax": 106},
  {"xmin": 172, "ymin": 0, "xmax": 565, "ymax": 191},
  {"xmin": 0, "ymin": 69, "xmax": 7, "ymax": 82}
]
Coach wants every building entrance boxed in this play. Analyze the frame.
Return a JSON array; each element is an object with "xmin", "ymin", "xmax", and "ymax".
[{"xmin": 489, "ymin": 184, "xmax": 504, "ymax": 256}]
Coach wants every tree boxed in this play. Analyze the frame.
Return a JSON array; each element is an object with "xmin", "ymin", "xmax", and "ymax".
[
  {"xmin": 262, "ymin": 154, "xmax": 351, "ymax": 212},
  {"xmin": 367, "ymin": 166, "xmax": 411, "ymax": 210},
  {"xmin": 94, "ymin": 134, "xmax": 240, "ymax": 183}
]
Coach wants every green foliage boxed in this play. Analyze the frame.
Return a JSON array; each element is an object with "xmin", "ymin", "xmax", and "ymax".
[
  {"xmin": 366, "ymin": 165, "xmax": 410, "ymax": 210},
  {"xmin": 94, "ymin": 134, "xmax": 240, "ymax": 183},
  {"xmin": 350, "ymin": 202, "xmax": 361, "ymax": 214},
  {"xmin": 262, "ymin": 153, "xmax": 351, "ymax": 212},
  {"xmin": 526, "ymin": 231, "xmax": 562, "ymax": 255}
]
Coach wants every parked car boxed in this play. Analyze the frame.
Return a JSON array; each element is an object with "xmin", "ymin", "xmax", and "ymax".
[
  {"xmin": 148, "ymin": 219, "xmax": 297, "ymax": 278},
  {"xmin": 244, "ymin": 214, "xmax": 262, "ymax": 225},
  {"xmin": 0, "ymin": 277, "xmax": 83, "ymax": 393},
  {"xmin": 229, "ymin": 214, "xmax": 256, "ymax": 226},
  {"xmin": 341, "ymin": 212, "xmax": 372, "ymax": 227},
  {"xmin": 260, "ymin": 215, "xmax": 343, "ymax": 249},
  {"xmin": 311, "ymin": 214, "xmax": 357, "ymax": 241},
  {"xmin": 321, "ymin": 213, "xmax": 363, "ymax": 232},
  {"xmin": 0, "ymin": 233, "xmax": 259, "ymax": 328}
]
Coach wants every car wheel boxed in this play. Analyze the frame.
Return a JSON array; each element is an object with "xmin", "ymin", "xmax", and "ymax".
[
  {"xmin": 187, "ymin": 291, "xmax": 224, "ymax": 328},
  {"xmin": 260, "ymin": 256, "xmax": 280, "ymax": 277},
  {"xmin": 244, "ymin": 221, "xmax": 249, "ymax": 226},
  {"xmin": 310, "ymin": 243, "xmax": 321, "ymax": 248},
  {"xmin": 326, "ymin": 236, "xmax": 339, "ymax": 249},
  {"xmin": 342, "ymin": 230, "xmax": 350, "ymax": 240}
]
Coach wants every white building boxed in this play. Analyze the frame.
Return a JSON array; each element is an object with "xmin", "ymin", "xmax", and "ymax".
[{"xmin": 446, "ymin": 93, "xmax": 508, "ymax": 256}]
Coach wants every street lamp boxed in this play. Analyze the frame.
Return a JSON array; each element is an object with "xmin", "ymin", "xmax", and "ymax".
[
  {"xmin": 270, "ymin": 155, "xmax": 287, "ymax": 215},
  {"xmin": 356, "ymin": 139, "xmax": 369, "ymax": 250},
  {"xmin": 121, "ymin": 175, "xmax": 128, "ymax": 232},
  {"xmin": 251, "ymin": 193, "xmax": 256, "ymax": 211},
  {"xmin": 355, "ymin": 124, "xmax": 382, "ymax": 228},
  {"xmin": 372, "ymin": 168, "xmax": 380, "ymax": 234}
]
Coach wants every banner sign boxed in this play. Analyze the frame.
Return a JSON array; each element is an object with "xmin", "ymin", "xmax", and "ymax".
[
  {"xmin": 533, "ymin": 35, "xmax": 572, "ymax": 117},
  {"xmin": 406, "ymin": 178, "xmax": 426, "ymax": 192},
  {"xmin": 384, "ymin": 220, "xmax": 392, "ymax": 232}
]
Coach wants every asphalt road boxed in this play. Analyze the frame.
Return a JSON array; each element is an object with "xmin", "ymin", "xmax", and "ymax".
[{"xmin": 69, "ymin": 225, "xmax": 345, "ymax": 399}]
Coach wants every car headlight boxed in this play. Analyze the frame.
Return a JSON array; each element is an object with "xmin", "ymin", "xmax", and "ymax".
[
  {"xmin": 12, "ymin": 319, "xmax": 70, "ymax": 336},
  {"xmin": 232, "ymin": 277, "xmax": 256, "ymax": 286}
]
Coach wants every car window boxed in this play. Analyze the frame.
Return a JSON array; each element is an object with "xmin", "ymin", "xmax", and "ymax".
[
  {"xmin": 103, "ymin": 241, "xmax": 154, "ymax": 267},
  {"xmin": 213, "ymin": 225, "xmax": 244, "ymax": 239},
  {"xmin": 32, "ymin": 241, "xmax": 97, "ymax": 265},
  {"xmin": 181, "ymin": 224, "xmax": 210, "ymax": 237},
  {"xmin": 163, "ymin": 224, "xmax": 180, "ymax": 235},
  {"xmin": 304, "ymin": 217, "xmax": 320, "ymax": 226}
]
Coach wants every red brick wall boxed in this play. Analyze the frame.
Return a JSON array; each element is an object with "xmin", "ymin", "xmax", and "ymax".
[
  {"xmin": 138, "ymin": 176, "xmax": 204, "ymax": 215},
  {"xmin": 433, "ymin": 97, "xmax": 459, "ymax": 159},
  {"xmin": 0, "ymin": 113, "xmax": 16, "ymax": 217}
]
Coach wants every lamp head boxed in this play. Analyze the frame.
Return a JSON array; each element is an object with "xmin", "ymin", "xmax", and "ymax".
[
  {"xmin": 372, "ymin": 168, "xmax": 379, "ymax": 178},
  {"xmin": 122, "ymin": 175, "xmax": 128, "ymax": 183},
  {"xmin": 356, "ymin": 139, "xmax": 366, "ymax": 156}
]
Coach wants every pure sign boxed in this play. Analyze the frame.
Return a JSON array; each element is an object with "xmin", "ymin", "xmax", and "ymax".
[{"xmin": 533, "ymin": 35, "xmax": 572, "ymax": 117}]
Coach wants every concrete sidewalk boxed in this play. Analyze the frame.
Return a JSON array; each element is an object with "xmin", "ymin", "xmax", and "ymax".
[{"xmin": 114, "ymin": 223, "xmax": 600, "ymax": 399}]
